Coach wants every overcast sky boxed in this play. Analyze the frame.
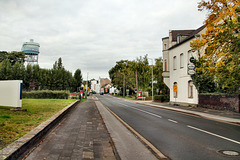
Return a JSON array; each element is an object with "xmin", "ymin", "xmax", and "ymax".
[{"xmin": 0, "ymin": 0, "xmax": 206, "ymax": 80}]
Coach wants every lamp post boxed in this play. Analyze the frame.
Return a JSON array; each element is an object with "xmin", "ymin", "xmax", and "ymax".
[{"xmin": 148, "ymin": 58, "xmax": 154, "ymax": 102}]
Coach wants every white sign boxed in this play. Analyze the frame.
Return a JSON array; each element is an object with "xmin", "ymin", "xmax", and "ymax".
[
  {"xmin": 0, "ymin": 80, "xmax": 23, "ymax": 107},
  {"xmin": 188, "ymin": 63, "xmax": 195, "ymax": 70},
  {"xmin": 188, "ymin": 70, "xmax": 196, "ymax": 75}
]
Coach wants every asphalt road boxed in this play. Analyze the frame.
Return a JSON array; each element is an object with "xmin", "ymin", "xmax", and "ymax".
[{"xmin": 96, "ymin": 95, "xmax": 240, "ymax": 160}]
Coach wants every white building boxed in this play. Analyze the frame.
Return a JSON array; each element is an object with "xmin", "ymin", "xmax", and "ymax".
[
  {"xmin": 90, "ymin": 80, "xmax": 100, "ymax": 94},
  {"xmin": 162, "ymin": 26, "xmax": 206, "ymax": 106}
]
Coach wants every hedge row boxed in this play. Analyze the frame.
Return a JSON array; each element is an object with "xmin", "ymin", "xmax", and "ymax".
[
  {"xmin": 23, "ymin": 90, "xmax": 69, "ymax": 99},
  {"xmin": 154, "ymin": 95, "xmax": 169, "ymax": 102}
]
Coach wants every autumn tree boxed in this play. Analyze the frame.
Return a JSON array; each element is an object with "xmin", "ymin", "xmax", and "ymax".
[{"xmin": 191, "ymin": 0, "xmax": 240, "ymax": 93}]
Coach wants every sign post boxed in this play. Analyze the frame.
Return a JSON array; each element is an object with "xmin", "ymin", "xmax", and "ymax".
[{"xmin": 173, "ymin": 84, "xmax": 177, "ymax": 105}]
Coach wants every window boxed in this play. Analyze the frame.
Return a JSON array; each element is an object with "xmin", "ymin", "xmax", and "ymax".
[
  {"xmin": 188, "ymin": 50, "xmax": 192, "ymax": 62},
  {"xmin": 164, "ymin": 59, "xmax": 167, "ymax": 71},
  {"xmin": 164, "ymin": 44, "xmax": 167, "ymax": 50},
  {"xmin": 180, "ymin": 53, "xmax": 184, "ymax": 68},
  {"xmin": 173, "ymin": 82, "xmax": 177, "ymax": 98},
  {"xmin": 188, "ymin": 81, "xmax": 193, "ymax": 98},
  {"xmin": 173, "ymin": 56, "xmax": 177, "ymax": 70}
]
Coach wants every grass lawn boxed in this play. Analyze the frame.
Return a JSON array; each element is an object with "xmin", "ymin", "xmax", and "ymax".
[{"xmin": 0, "ymin": 99, "xmax": 76, "ymax": 150}]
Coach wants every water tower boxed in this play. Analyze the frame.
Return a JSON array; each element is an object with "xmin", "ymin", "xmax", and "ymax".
[{"xmin": 21, "ymin": 39, "xmax": 40, "ymax": 65}]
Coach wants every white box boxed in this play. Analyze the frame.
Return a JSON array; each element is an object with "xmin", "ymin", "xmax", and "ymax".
[{"xmin": 0, "ymin": 80, "xmax": 23, "ymax": 107}]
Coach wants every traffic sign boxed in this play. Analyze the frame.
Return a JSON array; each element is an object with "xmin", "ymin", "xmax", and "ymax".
[
  {"xmin": 188, "ymin": 70, "xmax": 196, "ymax": 75},
  {"xmin": 173, "ymin": 85, "xmax": 177, "ymax": 92},
  {"xmin": 188, "ymin": 63, "xmax": 195, "ymax": 70}
]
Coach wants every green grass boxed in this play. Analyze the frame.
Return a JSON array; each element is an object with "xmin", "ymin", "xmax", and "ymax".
[{"xmin": 0, "ymin": 99, "xmax": 76, "ymax": 150}]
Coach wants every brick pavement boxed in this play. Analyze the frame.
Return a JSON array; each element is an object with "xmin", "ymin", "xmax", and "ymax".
[{"xmin": 25, "ymin": 100, "xmax": 116, "ymax": 160}]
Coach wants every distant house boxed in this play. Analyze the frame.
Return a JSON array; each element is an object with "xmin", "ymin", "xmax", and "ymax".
[
  {"xmin": 100, "ymin": 78, "xmax": 112, "ymax": 88},
  {"xmin": 91, "ymin": 78, "xmax": 112, "ymax": 94},
  {"xmin": 162, "ymin": 26, "xmax": 206, "ymax": 106},
  {"xmin": 90, "ymin": 80, "xmax": 100, "ymax": 93}
]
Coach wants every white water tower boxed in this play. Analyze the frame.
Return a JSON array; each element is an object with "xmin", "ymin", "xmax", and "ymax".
[{"xmin": 21, "ymin": 39, "xmax": 40, "ymax": 65}]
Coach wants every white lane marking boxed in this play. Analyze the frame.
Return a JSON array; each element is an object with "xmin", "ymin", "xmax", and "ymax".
[
  {"xmin": 187, "ymin": 125, "xmax": 240, "ymax": 145},
  {"xmin": 168, "ymin": 119, "xmax": 178, "ymax": 123},
  {"xmin": 119, "ymin": 103, "xmax": 162, "ymax": 118}
]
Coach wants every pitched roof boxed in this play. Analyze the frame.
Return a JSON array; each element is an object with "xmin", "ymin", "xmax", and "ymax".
[
  {"xmin": 168, "ymin": 25, "xmax": 205, "ymax": 50},
  {"xmin": 171, "ymin": 30, "xmax": 195, "ymax": 41}
]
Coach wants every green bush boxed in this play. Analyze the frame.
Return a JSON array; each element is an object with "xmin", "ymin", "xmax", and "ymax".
[
  {"xmin": 23, "ymin": 90, "xmax": 69, "ymax": 99},
  {"xmin": 154, "ymin": 95, "xmax": 169, "ymax": 102}
]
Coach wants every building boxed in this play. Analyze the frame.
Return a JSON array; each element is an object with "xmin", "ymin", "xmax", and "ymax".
[
  {"xmin": 162, "ymin": 26, "xmax": 206, "ymax": 106},
  {"xmin": 90, "ymin": 80, "xmax": 100, "ymax": 93},
  {"xmin": 21, "ymin": 39, "xmax": 40, "ymax": 65}
]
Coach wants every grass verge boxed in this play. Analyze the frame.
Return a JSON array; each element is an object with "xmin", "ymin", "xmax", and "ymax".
[{"xmin": 0, "ymin": 99, "xmax": 76, "ymax": 150}]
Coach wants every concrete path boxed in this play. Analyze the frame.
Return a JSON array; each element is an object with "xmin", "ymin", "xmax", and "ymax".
[{"xmin": 25, "ymin": 100, "xmax": 116, "ymax": 160}]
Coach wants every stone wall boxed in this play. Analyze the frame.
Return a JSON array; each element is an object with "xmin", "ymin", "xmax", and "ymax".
[{"xmin": 198, "ymin": 94, "xmax": 240, "ymax": 113}]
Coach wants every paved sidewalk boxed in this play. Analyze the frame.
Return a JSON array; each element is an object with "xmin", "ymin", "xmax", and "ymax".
[
  {"xmin": 25, "ymin": 100, "xmax": 117, "ymax": 160},
  {"xmin": 128, "ymin": 100, "xmax": 240, "ymax": 125}
]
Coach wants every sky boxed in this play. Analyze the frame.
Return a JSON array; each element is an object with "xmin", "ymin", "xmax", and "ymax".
[{"xmin": 0, "ymin": 0, "xmax": 206, "ymax": 80}]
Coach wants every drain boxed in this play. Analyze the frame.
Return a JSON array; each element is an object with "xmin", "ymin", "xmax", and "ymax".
[{"xmin": 219, "ymin": 150, "xmax": 239, "ymax": 156}]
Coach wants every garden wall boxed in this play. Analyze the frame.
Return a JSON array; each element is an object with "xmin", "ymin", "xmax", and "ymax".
[{"xmin": 198, "ymin": 94, "xmax": 240, "ymax": 113}]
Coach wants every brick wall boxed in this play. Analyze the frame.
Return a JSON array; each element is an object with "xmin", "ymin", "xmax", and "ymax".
[{"xmin": 198, "ymin": 94, "xmax": 240, "ymax": 113}]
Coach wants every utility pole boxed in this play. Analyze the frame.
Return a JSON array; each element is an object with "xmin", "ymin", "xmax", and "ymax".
[{"xmin": 148, "ymin": 58, "xmax": 154, "ymax": 102}]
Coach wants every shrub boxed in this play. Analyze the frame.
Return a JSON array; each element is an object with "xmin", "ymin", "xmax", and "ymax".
[
  {"xmin": 154, "ymin": 95, "xmax": 169, "ymax": 102},
  {"xmin": 23, "ymin": 90, "xmax": 69, "ymax": 99}
]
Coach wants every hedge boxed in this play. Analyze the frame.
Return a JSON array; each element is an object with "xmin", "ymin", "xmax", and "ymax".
[
  {"xmin": 154, "ymin": 95, "xmax": 169, "ymax": 102},
  {"xmin": 23, "ymin": 90, "xmax": 69, "ymax": 99}
]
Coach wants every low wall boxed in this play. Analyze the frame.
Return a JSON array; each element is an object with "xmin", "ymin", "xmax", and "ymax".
[{"xmin": 198, "ymin": 94, "xmax": 240, "ymax": 113}]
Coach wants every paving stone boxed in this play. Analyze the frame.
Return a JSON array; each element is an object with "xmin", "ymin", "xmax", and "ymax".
[{"xmin": 25, "ymin": 100, "xmax": 116, "ymax": 160}]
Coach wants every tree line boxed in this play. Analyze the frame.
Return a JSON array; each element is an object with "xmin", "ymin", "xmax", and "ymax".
[
  {"xmin": 0, "ymin": 51, "xmax": 83, "ymax": 92},
  {"xmin": 108, "ymin": 54, "xmax": 169, "ymax": 96}
]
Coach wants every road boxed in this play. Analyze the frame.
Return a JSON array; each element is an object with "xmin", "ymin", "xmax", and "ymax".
[{"xmin": 96, "ymin": 95, "xmax": 240, "ymax": 160}]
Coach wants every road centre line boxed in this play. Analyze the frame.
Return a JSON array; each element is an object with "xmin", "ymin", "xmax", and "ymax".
[
  {"xmin": 118, "ymin": 103, "xmax": 162, "ymax": 119},
  {"xmin": 187, "ymin": 125, "xmax": 240, "ymax": 145},
  {"xmin": 168, "ymin": 119, "xmax": 178, "ymax": 123}
]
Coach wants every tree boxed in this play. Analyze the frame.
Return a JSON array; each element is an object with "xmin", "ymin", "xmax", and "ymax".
[
  {"xmin": 0, "ymin": 51, "xmax": 25, "ymax": 65},
  {"xmin": 153, "ymin": 57, "xmax": 169, "ymax": 95},
  {"xmin": 0, "ymin": 59, "xmax": 13, "ymax": 80},
  {"xmin": 12, "ymin": 61, "xmax": 25, "ymax": 80},
  {"xmin": 191, "ymin": 0, "xmax": 240, "ymax": 93},
  {"xmin": 74, "ymin": 69, "xmax": 83, "ymax": 88}
]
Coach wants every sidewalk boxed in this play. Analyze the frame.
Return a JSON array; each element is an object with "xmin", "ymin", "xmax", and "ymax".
[
  {"xmin": 127, "ymin": 100, "xmax": 240, "ymax": 125},
  {"xmin": 25, "ymin": 99, "xmax": 117, "ymax": 160}
]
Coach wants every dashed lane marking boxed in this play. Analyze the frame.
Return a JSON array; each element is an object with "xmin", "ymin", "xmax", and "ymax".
[
  {"xmin": 168, "ymin": 119, "xmax": 178, "ymax": 123},
  {"xmin": 119, "ymin": 103, "xmax": 162, "ymax": 119}
]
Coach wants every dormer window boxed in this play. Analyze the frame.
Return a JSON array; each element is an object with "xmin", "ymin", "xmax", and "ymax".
[{"xmin": 177, "ymin": 35, "xmax": 180, "ymax": 43}]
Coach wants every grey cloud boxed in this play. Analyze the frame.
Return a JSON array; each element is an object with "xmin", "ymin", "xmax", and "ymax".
[{"xmin": 0, "ymin": 0, "xmax": 205, "ymax": 80}]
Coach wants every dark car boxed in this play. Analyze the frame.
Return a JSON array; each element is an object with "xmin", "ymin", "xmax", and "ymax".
[{"xmin": 100, "ymin": 92, "xmax": 104, "ymax": 95}]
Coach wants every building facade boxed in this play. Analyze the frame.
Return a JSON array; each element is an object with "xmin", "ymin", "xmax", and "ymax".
[{"xmin": 162, "ymin": 26, "xmax": 206, "ymax": 106}]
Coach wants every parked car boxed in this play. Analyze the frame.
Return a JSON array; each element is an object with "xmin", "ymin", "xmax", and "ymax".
[{"xmin": 100, "ymin": 92, "xmax": 104, "ymax": 95}]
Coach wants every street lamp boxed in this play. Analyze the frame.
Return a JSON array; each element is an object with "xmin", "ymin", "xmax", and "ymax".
[{"xmin": 148, "ymin": 58, "xmax": 154, "ymax": 102}]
